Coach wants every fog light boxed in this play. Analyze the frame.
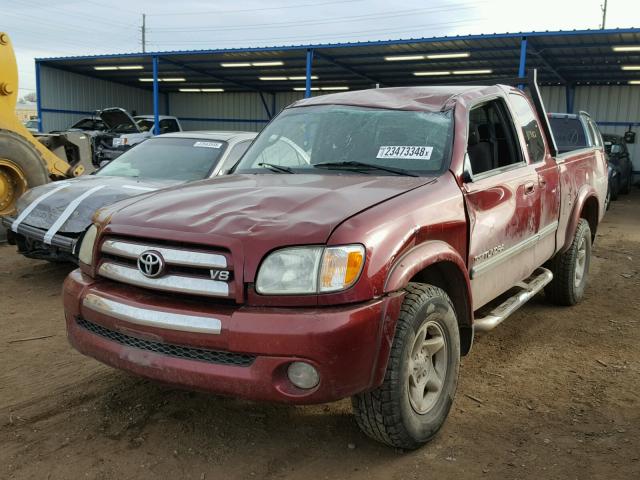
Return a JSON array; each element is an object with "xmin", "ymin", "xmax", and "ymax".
[{"xmin": 287, "ymin": 361, "xmax": 320, "ymax": 389}]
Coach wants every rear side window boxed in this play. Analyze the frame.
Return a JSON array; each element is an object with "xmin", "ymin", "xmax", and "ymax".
[
  {"xmin": 160, "ymin": 119, "xmax": 180, "ymax": 133},
  {"xmin": 587, "ymin": 119, "xmax": 603, "ymax": 147},
  {"xmin": 548, "ymin": 117, "xmax": 588, "ymax": 153},
  {"xmin": 509, "ymin": 94, "xmax": 546, "ymax": 162}
]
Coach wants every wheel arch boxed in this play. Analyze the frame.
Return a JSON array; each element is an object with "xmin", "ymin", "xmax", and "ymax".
[
  {"xmin": 383, "ymin": 241, "xmax": 473, "ymax": 356},
  {"xmin": 563, "ymin": 187, "xmax": 599, "ymax": 251}
]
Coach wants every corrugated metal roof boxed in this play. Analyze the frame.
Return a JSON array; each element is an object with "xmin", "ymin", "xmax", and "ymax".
[{"xmin": 36, "ymin": 28, "xmax": 640, "ymax": 93}]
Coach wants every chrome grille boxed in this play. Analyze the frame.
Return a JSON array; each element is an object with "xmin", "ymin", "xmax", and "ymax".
[
  {"xmin": 77, "ymin": 317, "xmax": 255, "ymax": 366},
  {"xmin": 98, "ymin": 238, "xmax": 232, "ymax": 298}
]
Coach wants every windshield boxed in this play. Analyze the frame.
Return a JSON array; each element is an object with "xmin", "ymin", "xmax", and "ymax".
[
  {"xmin": 549, "ymin": 117, "xmax": 588, "ymax": 153},
  {"xmin": 135, "ymin": 118, "xmax": 154, "ymax": 132},
  {"xmin": 96, "ymin": 137, "xmax": 227, "ymax": 181},
  {"xmin": 71, "ymin": 118, "xmax": 105, "ymax": 131},
  {"xmin": 235, "ymin": 105, "xmax": 453, "ymax": 175}
]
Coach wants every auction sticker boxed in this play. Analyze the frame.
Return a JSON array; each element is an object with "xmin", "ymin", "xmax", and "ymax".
[
  {"xmin": 193, "ymin": 141, "xmax": 223, "ymax": 148},
  {"xmin": 376, "ymin": 145, "xmax": 433, "ymax": 160}
]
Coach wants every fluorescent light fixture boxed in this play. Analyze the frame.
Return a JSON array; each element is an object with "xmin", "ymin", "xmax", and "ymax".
[
  {"xmin": 293, "ymin": 87, "xmax": 319, "ymax": 91},
  {"xmin": 221, "ymin": 61, "xmax": 284, "ymax": 67},
  {"xmin": 621, "ymin": 65, "xmax": 640, "ymax": 70},
  {"xmin": 139, "ymin": 77, "xmax": 186, "ymax": 82},
  {"xmin": 613, "ymin": 46, "xmax": 640, "ymax": 52},
  {"xmin": 95, "ymin": 65, "xmax": 144, "ymax": 71},
  {"xmin": 385, "ymin": 55, "xmax": 425, "ymax": 61},
  {"xmin": 629, "ymin": 80, "xmax": 640, "ymax": 85},
  {"xmin": 320, "ymin": 86, "xmax": 349, "ymax": 91},
  {"xmin": 426, "ymin": 52, "xmax": 470, "ymax": 59},
  {"xmin": 452, "ymin": 69, "xmax": 492, "ymax": 75},
  {"xmin": 179, "ymin": 88, "xmax": 224, "ymax": 92},
  {"xmin": 260, "ymin": 75, "xmax": 318, "ymax": 81},
  {"xmin": 414, "ymin": 71, "xmax": 451, "ymax": 76},
  {"xmin": 252, "ymin": 61, "xmax": 284, "ymax": 67}
]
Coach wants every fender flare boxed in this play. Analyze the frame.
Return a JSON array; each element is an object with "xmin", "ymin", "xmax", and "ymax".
[
  {"xmin": 384, "ymin": 240, "xmax": 471, "ymax": 302},
  {"xmin": 370, "ymin": 241, "xmax": 474, "ymax": 387},
  {"xmin": 563, "ymin": 185, "xmax": 599, "ymax": 252}
]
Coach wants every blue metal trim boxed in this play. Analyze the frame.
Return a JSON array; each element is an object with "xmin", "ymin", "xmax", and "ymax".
[
  {"xmin": 518, "ymin": 37, "xmax": 527, "ymax": 90},
  {"xmin": 40, "ymin": 107, "xmax": 94, "ymax": 115},
  {"xmin": 596, "ymin": 121, "xmax": 640, "ymax": 126},
  {"xmin": 35, "ymin": 61, "xmax": 43, "ymax": 132},
  {"xmin": 565, "ymin": 84, "xmax": 576, "ymax": 113},
  {"xmin": 152, "ymin": 56, "xmax": 160, "ymax": 135},
  {"xmin": 305, "ymin": 48, "xmax": 314, "ymax": 99},
  {"xmin": 178, "ymin": 117, "xmax": 269, "ymax": 124},
  {"xmin": 34, "ymin": 28, "xmax": 640, "ymax": 62}
]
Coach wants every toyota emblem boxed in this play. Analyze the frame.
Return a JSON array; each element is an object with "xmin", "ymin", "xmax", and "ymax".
[{"xmin": 137, "ymin": 250, "xmax": 166, "ymax": 278}]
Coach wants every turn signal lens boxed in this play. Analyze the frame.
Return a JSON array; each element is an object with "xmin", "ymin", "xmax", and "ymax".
[
  {"xmin": 319, "ymin": 245, "xmax": 365, "ymax": 292},
  {"xmin": 78, "ymin": 224, "xmax": 98, "ymax": 267}
]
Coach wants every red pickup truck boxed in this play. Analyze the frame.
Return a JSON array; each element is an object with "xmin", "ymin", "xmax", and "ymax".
[{"xmin": 63, "ymin": 73, "xmax": 607, "ymax": 449}]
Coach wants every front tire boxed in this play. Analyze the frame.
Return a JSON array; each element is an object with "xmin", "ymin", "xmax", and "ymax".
[
  {"xmin": 545, "ymin": 218, "xmax": 591, "ymax": 306},
  {"xmin": 352, "ymin": 283, "xmax": 460, "ymax": 450}
]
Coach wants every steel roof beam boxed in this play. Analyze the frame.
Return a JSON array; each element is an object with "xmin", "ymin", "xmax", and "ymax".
[
  {"xmin": 526, "ymin": 42, "xmax": 567, "ymax": 84},
  {"xmin": 159, "ymin": 56, "xmax": 263, "ymax": 92},
  {"xmin": 313, "ymin": 51, "xmax": 381, "ymax": 86}
]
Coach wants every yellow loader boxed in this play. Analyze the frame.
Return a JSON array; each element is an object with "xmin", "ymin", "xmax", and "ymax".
[{"xmin": 0, "ymin": 32, "xmax": 89, "ymax": 216}]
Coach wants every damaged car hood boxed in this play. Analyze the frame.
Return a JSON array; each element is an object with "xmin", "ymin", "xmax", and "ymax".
[
  {"xmin": 14, "ymin": 176, "xmax": 179, "ymax": 234},
  {"xmin": 108, "ymin": 174, "xmax": 434, "ymax": 244},
  {"xmin": 100, "ymin": 108, "xmax": 140, "ymax": 132}
]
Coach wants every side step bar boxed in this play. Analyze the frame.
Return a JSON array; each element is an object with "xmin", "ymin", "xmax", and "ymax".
[{"xmin": 474, "ymin": 267, "xmax": 553, "ymax": 332}]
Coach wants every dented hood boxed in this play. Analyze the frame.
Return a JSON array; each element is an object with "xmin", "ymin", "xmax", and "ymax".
[
  {"xmin": 15, "ymin": 176, "xmax": 179, "ymax": 234},
  {"xmin": 108, "ymin": 173, "xmax": 433, "ymax": 244}
]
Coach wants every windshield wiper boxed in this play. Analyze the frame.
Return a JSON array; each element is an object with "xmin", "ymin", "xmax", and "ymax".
[
  {"xmin": 313, "ymin": 161, "xmax": 419, "ymax": 177},
  {"xmin": 257, "ymin": 162, "xmax": 295, "ymax": 174}
]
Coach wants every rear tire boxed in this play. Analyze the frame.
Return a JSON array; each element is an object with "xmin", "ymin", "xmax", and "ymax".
[
  {"xmin": 352, "ymin": 283, "xmax": 460, "ymax": 450},
  {"xmin": 545, "ymin": 219, "xmax": 591, "ymax": 306},
  {"xmin": 0, "ymin": 130, "xmax": 49, "ymax": 214}
]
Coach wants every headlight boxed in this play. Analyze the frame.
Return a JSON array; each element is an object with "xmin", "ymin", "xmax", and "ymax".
[
  {"xmin": 256, "ymin": 244, "xmax": 365, "ymax": 295},
  {"xmin": 78, "ymin": 224, "xmax": 98, "ymax": 266}
]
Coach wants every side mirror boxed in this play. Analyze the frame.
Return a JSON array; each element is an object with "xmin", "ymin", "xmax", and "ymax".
[{"xmin": 611, "ymin": 144, "xmax": 622, "ymax": 154}]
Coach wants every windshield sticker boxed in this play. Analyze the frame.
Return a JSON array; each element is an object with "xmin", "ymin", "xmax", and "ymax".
[
  {"xmin": 377, "ymin": 146, "xmax": 433, "ymax": 160},
  {"xmin": 193, "ymin": 141, "xmax": 222, "ymax": 149}
]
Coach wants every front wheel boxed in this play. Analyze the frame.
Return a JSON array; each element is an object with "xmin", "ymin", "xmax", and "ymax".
[
  {"xmin": 352, "ymin": 283, "xmax": 460, "ymax": 450},
  {"xmin": 545, "ymin": 218, "xmax": 592, "ymax": 306}
]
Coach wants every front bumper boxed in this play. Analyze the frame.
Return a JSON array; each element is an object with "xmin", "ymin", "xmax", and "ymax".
[
  {"xmin": 64, "ymin": 270, "xmax": 404, "ymax": 404},
  {"xmin": 2, "ymin": 216, "xmax": 78, "ymax": 261}
]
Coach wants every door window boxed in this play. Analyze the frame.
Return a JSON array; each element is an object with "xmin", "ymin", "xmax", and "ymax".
[
  {"xmin": 509, "ymin": 94, "xmax": 546, "ymax": 163},
  {"xmin": 467, "ymin": 99, "xmax": 523, "ymax": 176}
]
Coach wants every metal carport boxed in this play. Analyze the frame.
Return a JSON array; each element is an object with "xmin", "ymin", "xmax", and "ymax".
[{"xmin": 34, "ymin": 27, "xmax": 640, "ymax": 173}]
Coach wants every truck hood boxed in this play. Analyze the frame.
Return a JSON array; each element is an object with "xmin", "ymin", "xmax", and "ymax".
[
  {"xmin": 14, "ymin": 176, "xmax": 179, "ymax": 234},
  {"xmin": 108, "ymin": 174, "xmax": 434, "ymax": 245},
  {"xmin": 100, "ymin": 108, "xmax": 140, "ymax": 133}
]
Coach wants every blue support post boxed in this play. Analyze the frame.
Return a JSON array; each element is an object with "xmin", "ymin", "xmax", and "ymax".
[
  {"xmin": 565, "ymin": 84, "xmax": 576, "ymax": 113},
  {"xmin": 35, "ymin": 61, "xmax": 42, "ymax": 132},
  {"xmin": 305, "ymin": 48, "xmax": 314, "ymax": 98},
  {"xmin": 152, "ymin": 55, "xmax": 160, "ymax": 135},
  {"xmin": 518, "ymin": 37, "xmax": 527, "ymax": 90}
]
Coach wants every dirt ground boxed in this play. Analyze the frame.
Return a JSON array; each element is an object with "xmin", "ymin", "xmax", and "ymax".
[{"xmin": 1, "ymin": 191, "xmax": 639, "ymax": 480}]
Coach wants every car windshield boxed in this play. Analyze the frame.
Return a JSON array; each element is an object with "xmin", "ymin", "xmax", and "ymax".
[
  {"xmin": 135, "ymin": 118, "xmax": 155, "ymax": 132},
  {"xmin": 96, "ymin": 137, "xmax": 227, "ymax": 181},
  {"xmin": 235, "ymin": 105, "xmax": 453, "ymax": 175},
  {"xmin": 71, "ymin": 118, "xmax": 105, "ymax": 130},
  {"xmin": 549, "ymin": 117, "xmax": 588, "ymax": 153}
]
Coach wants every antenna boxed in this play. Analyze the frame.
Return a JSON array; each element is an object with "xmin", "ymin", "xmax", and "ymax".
[{"xmin": 600, "ymin": 0, "xmax": 608, "ymax": 29}]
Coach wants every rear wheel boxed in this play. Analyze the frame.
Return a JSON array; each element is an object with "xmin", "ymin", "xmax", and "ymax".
[
  {"xmin": 0, "ymin": 130, "xmax": 49, "ymax": 215},
  {"xmin": 545, "ymin": 219, "xmax": 591, "ymax": 306},
  {"xmin": 352, "ymin": 283, "xmax": 459, "ymax": 450}
]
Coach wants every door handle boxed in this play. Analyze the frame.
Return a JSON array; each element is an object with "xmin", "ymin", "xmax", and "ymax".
[{"xmin": 523, "ymin": 181, "xmax": 535, "ymax": 195}]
